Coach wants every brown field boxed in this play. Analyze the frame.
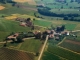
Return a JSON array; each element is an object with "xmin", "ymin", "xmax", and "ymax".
[
  {"xmin": 65, "ymin": 40, "xmax": 80, "ymax": 46},
  {"xmin": 0, "ymin": 6, "xmax": 5, "ymax": 10},
  {"xmin": 13, "ymin": 0, "xmax": 36, "ymax": 5}
]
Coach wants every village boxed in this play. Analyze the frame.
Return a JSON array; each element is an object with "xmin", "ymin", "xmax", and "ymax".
[{"xmin": 3, "ymin": 17, "xmax": 76, "ymax": 47}]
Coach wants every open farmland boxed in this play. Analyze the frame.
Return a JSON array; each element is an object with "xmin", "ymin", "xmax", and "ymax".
[
  {"xmin": 4, "ymin": 14, "xmax": 38, "ymax": 20},
  {"xmin": 33, "ymin": 19, "xmax": 80, "ymax": 30},
  {"xmin": 19, "ymin": 38, "xmax": 42, "ymax": 53},
  {"xmin": 59, "ymin": 39, "xmax": 80, "ymax": 53},
  {"xmin": 47, "ymin": 45, "xmax": 80, "ymax": 60},
  {"xmin": 58, "ymin": 31, "xmax": 80, "ymax": 53},
  {"xmin": 13, "ymin": 0, "xmax": 36, "ymax": 5},
  {"xmin": 0, "ymin": 19, "xmax": 31, "ymax": 42},
  {"xmin": 5, "ymin": 38, "xmax": 43, "ymax": 53},
  {"xmin": 0, "ymin": 48, "xmax": 34, "ymax": 60},
  {"xmin": 0, "ymin": 0, "xmax": 80, "ymax": 60}
]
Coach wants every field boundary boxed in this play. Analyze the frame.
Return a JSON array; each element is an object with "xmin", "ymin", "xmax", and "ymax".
[{"xmin": 58, "ymin": 46, "xmax": 80, "ymax": 55}]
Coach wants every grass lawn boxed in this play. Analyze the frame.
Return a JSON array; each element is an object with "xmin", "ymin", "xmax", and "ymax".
[{"xmin": 19, "ymin": 38, "xmax": 42, "ymax": 53}]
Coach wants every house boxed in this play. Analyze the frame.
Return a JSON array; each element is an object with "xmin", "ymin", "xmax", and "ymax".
[
  {"xmin": 20, "ymin": 22, "xmax": 26, "ymax": 27},
  {"xmin": 7, "ymin": 33, "xmax": 19, "ymax": 41}
]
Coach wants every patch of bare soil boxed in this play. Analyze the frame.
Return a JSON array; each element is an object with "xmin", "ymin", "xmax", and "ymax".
[
  {"xmin": 65, "ymin": 40, "xmax": 80, "ymax": 46},
  {"xmin": 0, "ymin": 6, "xmax": 5, "ymax": 10}
]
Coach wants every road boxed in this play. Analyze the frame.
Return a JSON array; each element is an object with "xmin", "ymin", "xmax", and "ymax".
[{"xmin": 38, "ymin": 35, "xmax": 49, "ymax": 60}]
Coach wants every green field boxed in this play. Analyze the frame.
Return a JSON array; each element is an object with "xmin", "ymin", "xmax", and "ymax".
[
  {"xmin": 6, "ymin": 38, "xmax": 42, "ymax": 53},
  {"xmin": 33, "ymin": 20, "xmax": 52, "ymax": 27},
  {"xmin": 48, "ymin": 45, "xmax": 80, "ymax": 60},
  {"xmin": 0, "ymin": 19, "xmax": 31, "ymax": 41},
  {"xmin": 59, "ymin": 40, "xmax": 80, "ymax": 53},
  {"xmin": 33, "ymin": 19, "xmax": 78, "ymax": 30},
  {"xmin": 19, "ymin": 38, "xmax": 42, "ymax": 53},
  {"xmin": 42, "ymin": 51, "xmax": 61, "ymax": 60},
  {"xmin": 0, "ymin": 1, "xmax": 80, "ymax": 60},
  {"xmin": 58, "ymin": 32, "xmax": 80, "ymax": 53},
  {"xmin": 0, "ymin": 3, "xmax": 36, "ymax": 16}
]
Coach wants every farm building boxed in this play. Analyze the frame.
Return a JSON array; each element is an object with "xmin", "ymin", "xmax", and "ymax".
[{"xmin": 7, "ymin": 33, "xmax": 19, "ymax": 39}]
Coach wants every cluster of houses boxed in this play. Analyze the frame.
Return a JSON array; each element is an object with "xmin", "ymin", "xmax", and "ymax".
[
  {"xmin": 15, "ymin": 17, "xmax": 34, "ymax": 27},
  {"xmin": 6, "ymin": 25, "xmax": 70, "ymax": 43},
  {"xmin": 33, "ymin": 27, "xmax": 70, "ymax": 40}
]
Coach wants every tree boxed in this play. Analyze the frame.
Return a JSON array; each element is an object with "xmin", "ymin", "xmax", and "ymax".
[
  {"xmin": 35, "ymin": 32, "xmax": 42, "ymax": 39},
  {"xmin": 56, "ymin": 26, "xmax": 61, "ymax": 32},
  {"xmin": 63, "ymin": 16, "xmax": 68, "ymax": 20},
  {"xmin": 61, "ymin": 25, "xmax": 65, "ymax": 31},
  {"xmin": 61, "ymin": 6, "xmax": 63, "ymax": 9},
  {"xmin": 16, "ymin": 35, "xmax": 24, "ymax": 43},
  {"xmin": 31, "ymin": 25, "xmax": 34, "ymax": 30},
  {"xmin": 0, "ymin": 0, "xmax": 6, "ymax": 4},
  {"xmin": 70, "ymin": 0, "xmax": 74, "ymax": 2},
  {"xmin": 70, "ymin": 16, "xmax": 74, "ymax": 21}
]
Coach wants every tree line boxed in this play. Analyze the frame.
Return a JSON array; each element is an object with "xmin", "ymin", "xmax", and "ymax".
[{"xmin": 38, "ymin": 8, "xmax": 80, "ymax": 21}]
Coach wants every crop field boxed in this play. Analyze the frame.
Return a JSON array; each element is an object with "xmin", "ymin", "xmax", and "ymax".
[
  {"xmin": 50, "ymin": 9, "xmax": 80, "ymax": 14},
  {"xmin": 33, "ymin": 19, "xmax": 79, "ymax": 30},
  {"xmin": 59, "ymin": 31, "xmax": 80, "ymax": 52},
  {"xmin": 33, "ymin": 20, "xmax": 52, "ymax": 27},
  {"xmin": 6, "ymin": 38, "xmax": 42, "ymax": 53},
  {"xmin": 0, "ymin": 48, "xmax": 34, "ymax": 60},
  {"xmin": 59, "ymin": 39, "xmax": 80, "ymax": 53},
  {"xmin": 19, "ymin": 38, "xmax": 42, "ymax": 53},
  {"xmin": 36, "ymin": 0, "xmax": 80, "ymax": 15},
  {"xmin": 0, "ymin": 5, "xmax": 36, "ymax": 16},
  {"xmin": 47, "ymin": 45, "xmax": 80, "ymax": 60},
  {"xmin": 0, "ymin": 1, "xmax": 80, "ymax": 60},
  {"xmin": 36, "ymin": 0, "xmax": 80, "ymax": 8},
  {"xmin": 5, "ymin": 14, "xmax": 38, "ymax": 20},
  {"xmin": 42, "ymin": 51, "xmax": 61, "ymax": 60},
  {"xmin": 13, "ymin": 0, "xmax": 36, "ymax": 5}
]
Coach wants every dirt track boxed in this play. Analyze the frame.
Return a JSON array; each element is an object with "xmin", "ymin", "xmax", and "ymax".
[{"xmin": 65, "ymin": 40, "xmax": 80, "ymax": 45}]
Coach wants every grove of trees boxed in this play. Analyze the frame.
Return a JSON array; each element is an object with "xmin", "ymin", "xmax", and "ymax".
[{"xmin": 38, "ymin": 8, "xmax": 80, "ymax": 21}]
